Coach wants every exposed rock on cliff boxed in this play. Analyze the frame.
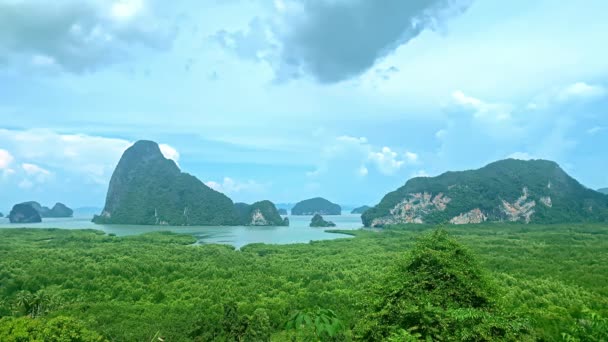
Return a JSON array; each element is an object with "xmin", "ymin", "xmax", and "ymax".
[
  {"xmin": 235, "ymin": 200, "xmax": 289, "ymax": 226},
  {"xmin": 310, "ymin": 214, "xmax": 336, "ymax": 227},
  {"xmin": 450, "ymin": 208, "xmax": 487, "ymax": 224},
  {"xmin": 291, "ymin": 197, "xmax": 341, "ymax": 215},
  {"xmin": 9, "ymin": 203, "xmax": 42, "ymax": 223},
  {"xmin": 363, "ymin": 159, "xmax": 608, "ymax": 227},
  {"xmin": 501, "ymin": 188, "xmax": 536, "ymax": 223},
  {"xmin": 93, "ymin": 140, "xmax": 239, "ymax": 226}
]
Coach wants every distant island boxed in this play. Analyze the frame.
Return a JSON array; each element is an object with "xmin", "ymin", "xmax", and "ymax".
[
  {"xmin": 6, "ymin": 201, "xmax": 73, "ymax": 223},
  {"xmin": 93, "ymin": 140, "xmax": 240, "ymax": 226},
  {"xmin": 351, "ymin": 205, "xmax": 371, "ymax": 214},
  {"xmin": 309, "ymin": 214, "xmax": 336, "ymax": 227},
  {"xmin": 0, "ymin": 212, "xmax": 3, "ymax": 218},
  {"xmin": 234, "ymin": 201, "xmax": 289, "ymax": 226},
  {"xmin": 277, "ymin": 208, "xmax": 288, "ymax": 215},
  {"xmin": 599, "ymin": 188, "xmax": 608, "ymax": 195},
  {"xmin": 291, "ymin": 197, "xmax": 341, "ymax": 215},
  {"xmin": 8, "ymin": 203, "xmax": 42, "ymax": 223},
  {"xmin": 363, "ymin": 159, "xmax": 608, "ymax": 227}
]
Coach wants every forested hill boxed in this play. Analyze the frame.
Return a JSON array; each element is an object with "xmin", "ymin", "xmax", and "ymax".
[
  {"xmin": 291, "ymin": 197, "xmax": 341, "ymax": 215},
  {"xmin": 363, "ymin": 159, "xmax": 608, "ymax": 227},
  {"xmin": 599, "ymin": 188, "xmax": 608, "ymax": 195},
  {"xmin": 93, "ymin": 140, "xmax": 238, "ymax": 225}
]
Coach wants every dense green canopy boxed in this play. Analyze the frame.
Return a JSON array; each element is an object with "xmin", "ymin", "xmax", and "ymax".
[{"xmin": 0, "ymin": 224, "xmax": 607, "ymax": 340}]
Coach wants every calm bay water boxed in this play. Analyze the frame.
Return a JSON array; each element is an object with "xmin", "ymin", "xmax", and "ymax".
[{"xmin": 0, "ymin": 214, "xmax": 362, "ymax": 249}]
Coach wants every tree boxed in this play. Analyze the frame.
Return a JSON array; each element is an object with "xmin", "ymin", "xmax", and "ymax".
[
  {"xmin": 357, "ymin": 229, "xmax": 531, "ymax": 341},
  {"xmin": 243, "ymin": 309, "xmax": 271, "ymax": 342}
]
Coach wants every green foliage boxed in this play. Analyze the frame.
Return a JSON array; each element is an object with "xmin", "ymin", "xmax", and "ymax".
[
  {"xmin": 292, "ymin": 197, "xmax": 341, "ymax": 215},
  {"xmin": 0, "ymin": 224, "xmax": 607, "ymax": 340},
  {"xmin": 561, "ymin": 310, "xmax": 608, "ymax": 341},
  {"xmin": 310, "ymin": 214, "xmax": 336, "ymax": 227},
  {"xmin": 285, "ymin": 308, "xmax": 345, "ymax": 341},
  {"xmin": 92, "ymin": 140, "xmax": 239, "ymax": 226},
  {"xmin": 363, "ymin": 159, "xmax": 608, "ymax": 226},
  {"xmin": 357, "ymin": 229, "xmax": 530, "ymax": 341},
  {"xmin": 0, "ymin": 316, "xmax": 105, "ymax": 341}
]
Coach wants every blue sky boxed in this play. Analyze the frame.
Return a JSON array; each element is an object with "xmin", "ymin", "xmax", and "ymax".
[{"xmin": 1, "ymin": 0, "xmax": 607, "ymax": 210}]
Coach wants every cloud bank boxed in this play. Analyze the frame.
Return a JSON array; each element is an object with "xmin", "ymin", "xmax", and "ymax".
[{"xmin": 217, "ymin": 0, "xmax": 473, "ymax": 83}]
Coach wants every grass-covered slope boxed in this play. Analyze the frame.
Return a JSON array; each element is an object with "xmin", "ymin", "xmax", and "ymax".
[
  {"xmin": 363, "ymin": 159, "xmax": 608, "ymax": 227},
  {"xmin": 93, "ymin": 140, "xmax": 238, "ymax": 226}
]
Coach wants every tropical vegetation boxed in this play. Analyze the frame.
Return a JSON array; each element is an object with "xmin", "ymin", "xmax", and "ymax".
[{"xmin": 0, "ymin": 223, "xmax": 607, "ymax": 340}]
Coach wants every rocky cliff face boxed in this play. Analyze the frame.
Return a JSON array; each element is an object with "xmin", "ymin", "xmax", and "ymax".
[
  {"xmin": 9, "ymin": 203, "xmax": 42, "ymax": 223},
  {"xmin": 93, "ymin": 140, "xmax": 239, "ymax": 226},
  {"xmin": 363, "ymin": 159, "xmax": 608, "ymax": 227},
  {"xmin": 235, "ymin": 200, "xmax": 288, "ymax": 226},
  {"xmin": 450, "ymin": 208, "xmax": 487, "ymax": 224}
]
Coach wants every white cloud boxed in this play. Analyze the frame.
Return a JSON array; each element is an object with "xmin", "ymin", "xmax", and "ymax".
[
  {"xmin": 313, "ymin": 135, "xmax": 417, "ymax": 177},
  {"xmin": 0, "ymin": 0, "xmax": 175, "ymax": 73},
  {"xmin": 18, "ymin": 179, "xmax": 34, "ymax": 189},
  {"xmin": 31, "ymin": 54, "xmax": 56, "ymax": 67},
  {"xmin": 560, "ymin": 82, "xmax": 606, "ymax": 100},
  {"xmin": 435, "ymin": 129, "xmax": 447, "ymax": 140},
  {"xmin": 507, "ymin": 152, "xmax": 536, "ymax": 160},
  {"xmin": 205, "ymin": 177, "xmax": 265, "ymax": 195},
  {"xmin": 0, "ymin": 129, "xmax": 130, "ymax": 185},
  {"xmin": 22, "ymin": 163, "xmax": 51, "ymax": 177},
  {"xmin": 405, "ymin": 151, "xmax": 419, "ymax": 163},
  {"xmin": 452, "ymin": 90, "xmax": 511, "ymax": 121},
  {"xmin": 111, "ymin": 0, "xmax": 144, "ymax": 20},
  {"xmin": 159, "ymin": 144, "xmax": 180, "ymax": 164},
  {"xmin": 587, "ymin": 126, "xmax": 606, "ymax": 135},
  {"xmin": 0, "ymin": 149, "xmax": 14, "ymax": 169},
  {"xmin": 0, "ymin": 129, "xmax": 182, "ymax": 187},
  {"xmin": 368, "ymin": 147, "xmax": 405, "ymax": 175}
]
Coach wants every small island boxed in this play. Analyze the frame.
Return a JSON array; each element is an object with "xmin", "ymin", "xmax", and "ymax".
[
  {"xmin": 8, "ymin": 203, "xmax": 42, "ymax": 223},
  {"xmin": 22, "ymin": 201, "xmax": 74, "ymax": 218},
  {"xmin": 291, "ymin": 197, "xmax": 341, "ymax": 215},
  {"xmin": 235, "ymin": 201, "xmax": 289, "ymax": 226},
  {"xmin": 309, "ymin": 214, "xmax": 336, "ymax": 227},
  {"xmin": 351, "ymin": 205, "xmax": 371, "ymax": 214},
  {"xmin": 0, "ymin": 212, "xmax": 3, "ymax": 218}
]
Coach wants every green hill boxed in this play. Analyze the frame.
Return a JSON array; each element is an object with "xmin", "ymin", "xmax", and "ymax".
[
  {"xmin": 291, "ymin": 197, "xmax": 341, "ymax": 215},
  {"xmin": 234, "ymin": 201, "xmax": 289, "ymax": 226},
  {"xmin": 93, "ymin": 140, "xmax": 238, "ymax": 226},
  {"xmin": 363, "ymin": 159, "xmax": 608, "ymax": 227},
  {"xmin": 598, "ymin": 188, "xmax": 608, "ymax": 195}
]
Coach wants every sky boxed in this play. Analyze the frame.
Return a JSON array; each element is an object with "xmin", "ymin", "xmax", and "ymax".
[{"xmin": 1, "ymin": 0, "xmax": 607, "ymax": 211}]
